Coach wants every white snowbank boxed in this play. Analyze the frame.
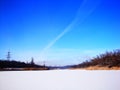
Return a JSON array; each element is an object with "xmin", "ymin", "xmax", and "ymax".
[{"xmin": 0, "ymin": 70, "xmax": 120, "ymax": 90}]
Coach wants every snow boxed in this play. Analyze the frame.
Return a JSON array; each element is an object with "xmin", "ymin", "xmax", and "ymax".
[{"xmin": 0, "ymin": 70, "xmax": 120, "ymax": 90}]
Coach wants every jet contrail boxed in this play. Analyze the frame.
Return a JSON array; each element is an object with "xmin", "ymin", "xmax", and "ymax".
[{"xmin": 40, "ymin": 0, "xmax": 101, "ymax": 58}]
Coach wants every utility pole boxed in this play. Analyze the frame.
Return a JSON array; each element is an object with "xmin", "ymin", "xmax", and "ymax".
[{"xmin": 7, "ymin": 51, "xmax": 11, "ymax": 61}]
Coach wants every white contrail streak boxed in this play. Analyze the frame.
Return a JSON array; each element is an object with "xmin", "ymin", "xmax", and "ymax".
[{"xmin": 40, "ymin": 0, "xmax": 101, "ymax": 57}]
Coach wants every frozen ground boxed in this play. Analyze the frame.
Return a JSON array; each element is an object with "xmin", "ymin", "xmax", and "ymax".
[{"xmin": 0, "ymin": 70, "xmax": 120, "ymax": 90}]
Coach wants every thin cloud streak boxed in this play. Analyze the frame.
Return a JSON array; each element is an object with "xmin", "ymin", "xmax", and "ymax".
[{"xmin": 40, "ymin": 0, "xmax": 101, "ymax": 60}]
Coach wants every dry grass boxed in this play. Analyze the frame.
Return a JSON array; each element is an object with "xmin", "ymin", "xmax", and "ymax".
[
  {"xmin": 85, "ymin": 66, "xmax": 120, "ymax": 70},
  {"xmin": 23, "ymin": 67, "xmax": 49, "ymax": 70},
  {"xmin": 0, "ymin": 67, "xmax": 49, "ymax": 71},
  {"xmin": 70, "ymin": 66, "xmax": 120, "ymax": 70}
]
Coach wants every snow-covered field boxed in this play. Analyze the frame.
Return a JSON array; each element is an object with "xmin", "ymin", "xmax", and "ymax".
[{"xmin": 0, "ymin": 70, "xmax": 120, "ymax": 90}]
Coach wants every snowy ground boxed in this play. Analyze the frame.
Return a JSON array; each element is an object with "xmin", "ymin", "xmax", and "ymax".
[{"xmin": 0, "ymin": 70, "xmax": 120, "ymax": 90}]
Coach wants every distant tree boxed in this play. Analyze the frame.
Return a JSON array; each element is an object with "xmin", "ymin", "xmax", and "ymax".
[{"xmin": 30, "ymin": 57, "xmax": 35, "ymax": 65}]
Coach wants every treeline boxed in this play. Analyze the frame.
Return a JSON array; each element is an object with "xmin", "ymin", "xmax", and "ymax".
[
  {"xmin": 0, "ymin": 60, "xmax": 49, "ymax": 70},
  {"xmin": 73, "ymin": 49, "xmax": 120, "ymax": 68}
]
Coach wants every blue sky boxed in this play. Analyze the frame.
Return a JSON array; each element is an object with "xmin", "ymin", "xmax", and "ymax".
[{"xmin": 0, "ymin": 0, "xmax": 120, "ymax": 66}]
